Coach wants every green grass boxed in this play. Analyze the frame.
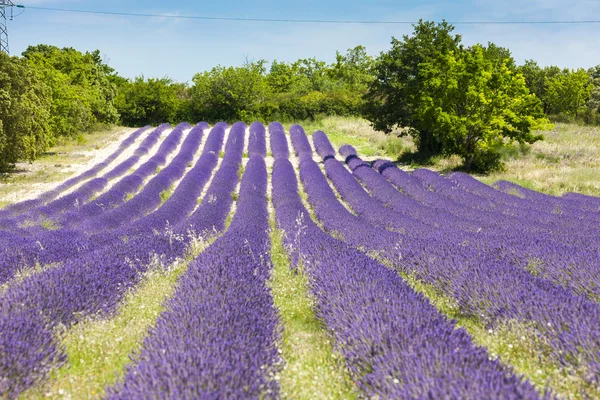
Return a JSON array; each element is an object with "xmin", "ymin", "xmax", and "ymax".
[
  {"xmin": 22, "ymin": 262, "xmax": 189, "ymax": 400},
  {"xmin": 400, "ymin": 272, "xmax": 598, "ymax": 399},
  {"xmin": 269, "ymin": 218, "xmax": 357, "ymax": 399},
  {"xmin": 159, "ymin": 186, "xmax": 174, "ymax": 204},
  {"xmin": 18, "ymin": 216, "xmax": 61, "ymax": 231},
  {"xmin": 22, "ymin": 234, "xmax": 217, "ymax": 400}
]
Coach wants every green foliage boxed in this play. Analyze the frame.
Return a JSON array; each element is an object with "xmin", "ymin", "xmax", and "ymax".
[
  {"xmin": 190, "ymin": 61, "xmax": 271, "ymax": 123},
  {"xmin": 365, "ymin": 20, "xmax": 548, "ymax": 172},
  {"xmin": 520, "ymin": 62, "xmax": 598, "ymax": 124},
  {"xmin": 545, "ymin": 68, "xmax": 593, "ymax": 118},
  {"xmin": 115, "ymin": 77, "xmax": 187, "ymax": 126},
  {"xmin": 22, "ymin": 45, "xmax": 119, "ymax": 141},
  {"xmin": 188, "ymin": 47, "xmax": 375, "ymax": 123},
  {"xmin": 364, "ymin": 20, "xmax": 462, "ymax": 154},
  {"xmin": 0, "ymin": 52, "xmax": 52, "ymax": 172},
  {"xmin": 584, "ymin": 70, "xmax": 600, "ymax": 125}
]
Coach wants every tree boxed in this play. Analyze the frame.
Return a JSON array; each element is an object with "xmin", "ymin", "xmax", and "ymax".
[
  {"xmin": 364, "ymin": 21, "xmax": 548, "ymax": 172},
  {"xmin": 22, "ymin": 45, "xmax": 119, "ymax": 140},
  {"xmin": 588, "ymin": 65, "xmax": 600, "ymax": 80},
  {"xmin": 544, "ymin": 68, "xmax": 594, "ymax": 118},
  {"xmin": 585, "ymin": 66, "xmax": 600, "ymax": 124},
  {"xmin": 0, "ymin": 53, "xmax": 52, "ymax": 171},
  {"xmin": 419, "ymin": 44, "xmax": 546, "ymax": 171},
  {"xmin": 364, "ymin": 20, "xmax": 462, "ymax": 154},
  {"xmin": 115, "ymin": 77, "xmax": 188, "ymax": 126},
  {"xmin": 189, "ymin": 61, "xmax": 271, "ymax": 122}
]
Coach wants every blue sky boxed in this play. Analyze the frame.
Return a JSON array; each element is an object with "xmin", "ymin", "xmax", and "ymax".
[{"xmin": 7, "ymin": 0, "xmax": 600, "ymax": 82}]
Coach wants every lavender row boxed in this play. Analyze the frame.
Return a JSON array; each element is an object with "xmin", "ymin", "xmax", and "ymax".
[
  {"xmin": 312, "ymin": 130, "xmax": 444, "ymax": 239},
  {"xmin": 342, "ymin": 149, "xmax": 600, "ymax": 302},
  {"xmin": 76, "ymin": 122, "xmax": 199, "ymax": 233},
  {"xmin": 270, "ymin": 124, "xmax": 540, "ymax": 399},
  {"xmin": 561, "ymin": 190, "xmax": 600, "ymax": 212},
  {"xmin": 490, "ymin": 177, "xmax": 600, "ymax": 217},
  {"xmin": 338, "ymin": 144, "xmax": 490, "ymax": 234},
  {"xmin": 248, "ymin": 121, "xmax": 267, "ymax": 157},
  {"xmin": 377, "ymin": 163, "xmax": 600, "ymax": 301},
  {"xmin": 121, "ymin": 122, "xmax": 225, "ymax": 236},
  {"xmin": 108, "ymin": 155, "xmax": 281, "ymax": 399},
  {"xmin": 0, "ymin": 123, "xmax": 220, "ymax": 285},
  {"xmin": 0, "ymin": 124, "xmax": 171, "ymax": 234},
  {"xmin": 443, "ymin": 172, "xmax": 600, "ymax": 300},
  {"xmin": 0, "ymin": 123, "xmax": 190, "ymax": 284},
  {"xmin": 420, "ymin": 168, "xmax": 600, "ymax": 235},
  {"xmin": 179, "ymin": 122, "xmax": 246, "ymax": 236},
  {"xmin": 288, "ymin": 125, "xmax": 398, "ymax": 255},
  {"xmin": 304, "ymin": 128, "xmax": 600, "ymax": 391},
  {"xmin": 0, "ymin": 123, "xmax": 244, "ymax": 398},
  {"xmin": 370, "ymin": 160, "xmax": 531, "ymax": 234},
  {"xmin": 57, "ymin": 122, "xmax": 200, "ymax": 229},
  {"xmin": 0, "ymin": 126, "xmax": 150, "ymax": 218}
]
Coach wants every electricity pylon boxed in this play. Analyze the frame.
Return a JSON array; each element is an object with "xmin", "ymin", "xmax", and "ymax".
[{"xmin": 0, "ymin": 0, "xmax": 15, "ymax": 54}]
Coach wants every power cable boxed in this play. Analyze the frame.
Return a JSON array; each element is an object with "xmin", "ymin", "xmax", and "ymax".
[{"xmin": 16, "ymin": 5, "xmax": 600, "ymax": 25}]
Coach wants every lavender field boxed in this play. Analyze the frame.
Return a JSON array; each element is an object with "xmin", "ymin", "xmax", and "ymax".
[{"xmin": 0, "ymin": 121, "xmax": 599, "ymax": 399}]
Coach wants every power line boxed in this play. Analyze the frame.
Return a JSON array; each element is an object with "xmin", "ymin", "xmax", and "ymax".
[{"xmin": 17, "ymin": 5, "xmax": 600, "ymax": 25}]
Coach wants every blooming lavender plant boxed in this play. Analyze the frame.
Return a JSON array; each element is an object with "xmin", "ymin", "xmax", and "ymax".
[
  {"xmin": 270, "ymin": 125, "xmax": 542, "ymax": 399},
  {"xmin": 0, "ymin": 126, "xmax": 151, "ymax": 219},
  {"xmin": 107, "ymin": 154, "xmax": 281, "ymax": 399}
]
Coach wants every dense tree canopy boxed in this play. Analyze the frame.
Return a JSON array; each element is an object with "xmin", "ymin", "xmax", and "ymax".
[
  {"xmin": 0, "ymin": 52, "xmax": 52, "ymax": 171},
  {"xmin": 364, "ymin": 20, "xmax": 548, "ymax": 171},
  {"xmin": 115, "ymin": 77, "xmax": 187, "ymax": 126},
  {"xmin": 22, "ymin": 45, "xmax": 119, "ymax": 141}
]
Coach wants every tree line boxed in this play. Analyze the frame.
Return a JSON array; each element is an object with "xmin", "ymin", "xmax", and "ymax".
[{"xmin": 1, "ymin": 20, "xmax": 599, "ymax": 172}]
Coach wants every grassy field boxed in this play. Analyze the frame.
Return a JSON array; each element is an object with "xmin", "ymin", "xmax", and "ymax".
[{"xmin": 2, "ymin": 118, "xmax": 599, "ymax": 399}]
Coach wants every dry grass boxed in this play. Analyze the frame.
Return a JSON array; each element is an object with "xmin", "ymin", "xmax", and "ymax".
[
  {"xmin": 477, "ymin": 123, "xmax": 600, "ymax": 197},
  {"xmin": 0, "ymin": 127, "xmax": 133, "ymax": 207}
]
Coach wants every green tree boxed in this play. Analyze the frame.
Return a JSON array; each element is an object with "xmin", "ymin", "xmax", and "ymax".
[
  {"xmin": 189, "ymin": 61, "xmax": 271, "ymax": 122},
  {"xmin": 365, "ymin": 21, "xmax": 548, "ymax": 172},
  {"xmin": 588, "ymin": 65, "xmax": 600, "ymax": 80},
  {"xmin": 420, "ymin": 44, "xmax": 546, "ymax": 170},
  {"xmin": 545, "ymin": 68, "xmax": 593, "ymax": 118},
  {"xmin": 0, "ymin": 53, "xmax": 52, "ymax": 171},
  {"xmin": 22, "ymin": 45, "xmax": 119, "ymax": 140},
  {"xmin": 364, "ymin": 20, "xmax": 462, "ymax": 154},
  {"xmin": 585, "ymin": 66, "xmax": 600, "ymax": 124},
  {"xmin": 115, "ymin": 77, "xmax": 188, "ymax": 126}
]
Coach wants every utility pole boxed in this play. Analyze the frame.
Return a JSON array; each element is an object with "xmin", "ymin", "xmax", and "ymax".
[{"xmin": 0, "ymin": 0, "xmax": 15, "ymax": 54}]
